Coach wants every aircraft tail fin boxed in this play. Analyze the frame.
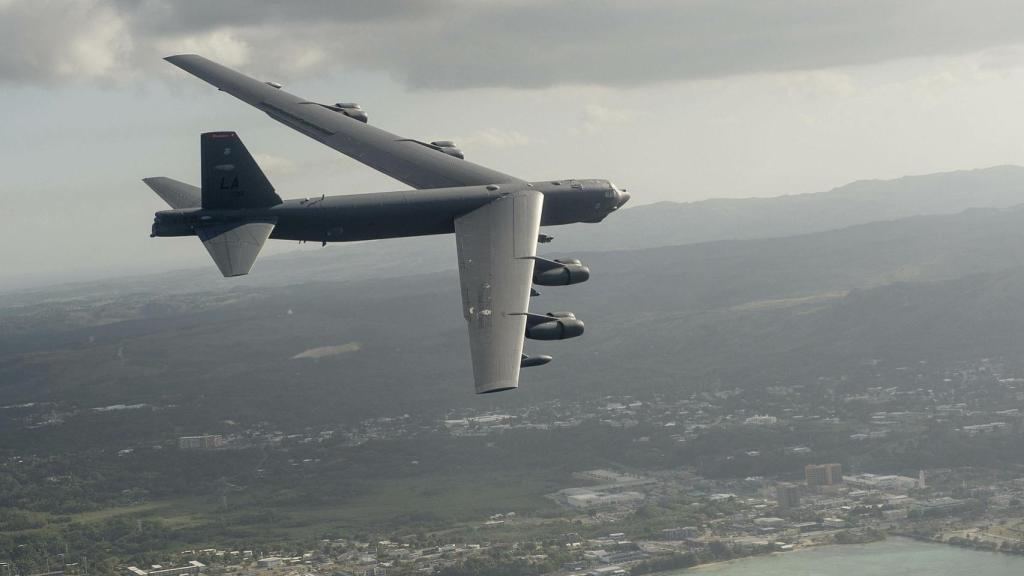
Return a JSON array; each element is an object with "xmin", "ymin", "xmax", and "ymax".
[
  {"xmin": 142, "ymin": 177, "xmax": 201, "ymax": 209},
  {"xmin": 201, "ymin": 131, "xmax": 282, "ymax": 209},
  {"xmin": 197, "ymin": 221, "xmax": 276, "ymax": 277}
]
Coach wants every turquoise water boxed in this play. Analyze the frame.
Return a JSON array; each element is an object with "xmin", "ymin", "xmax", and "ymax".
[{"xmin": 674, "ymin": 538, "xmax": 1024, "ymax": 575}]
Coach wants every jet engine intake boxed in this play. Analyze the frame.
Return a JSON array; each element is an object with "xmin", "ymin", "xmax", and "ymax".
[
  {"xmin": 524, "ymin": 312, "xmax": 584, "ymax": 340},
  {"xmin": 532, "ymin": 257, "xmax": 590, "ymax": 286}
]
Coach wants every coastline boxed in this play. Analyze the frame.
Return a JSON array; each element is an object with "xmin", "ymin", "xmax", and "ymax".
[
  {"xmin": 640, "ymin": 532, "xmax": 890, "ymax": 575},
  {"xmin": 639, "ymin": 539, "xmax": 861, "ymax": 576},
  {"xmin": 686, "ymin": 541, "xmax": 839, "ymax": 572},
  {"xmin": 646, "ymin": 535, "xmax": 1024, "ymax": 575}
]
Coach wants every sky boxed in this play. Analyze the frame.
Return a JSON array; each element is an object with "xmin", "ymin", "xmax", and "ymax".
[{"xmin": 5, "ymin": 0, "xmax": 1024, "ymax": 289}]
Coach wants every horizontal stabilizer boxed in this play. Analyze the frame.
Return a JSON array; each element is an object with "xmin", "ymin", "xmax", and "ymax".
[
  {"xmin": 197, "ymin": 221, "xmax": 275, "ymax": 277},
  {"xmin": 142, "ymin": 177, "xmax": 201, "ymax": 209}
]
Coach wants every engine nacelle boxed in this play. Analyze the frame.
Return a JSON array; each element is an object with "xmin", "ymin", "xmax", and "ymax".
[
  {"xmin": 431, "ymin": 140, "xmax": 464, "ymax": 159},
  {"xmin": 532, "ymin": 258, "xmax": 590, "ymax": 286},
  {"xmin": 331, "ymin": 102, "xmax": 368, "ymax": 123},
  {"xmin": 525, "ymin": 312, "xmax": 584, "ymax": 341}
]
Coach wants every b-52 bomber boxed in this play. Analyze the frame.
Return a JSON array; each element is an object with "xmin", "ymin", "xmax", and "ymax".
[{"xmin": 146, "ymin": 55, "xmax": 629, "ymax": 394}]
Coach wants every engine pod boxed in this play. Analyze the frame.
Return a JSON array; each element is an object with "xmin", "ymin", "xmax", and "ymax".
[
  {"xmin": 524, "ymin": 313, "xmax": 585, "ymax": 340},
  {"xmin": 533, "ymin": 263, "xmax": 590, "ymax": 286}
]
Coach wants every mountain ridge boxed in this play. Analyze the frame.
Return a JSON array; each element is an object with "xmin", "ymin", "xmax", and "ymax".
[
  {"xmin": 5, "ymin": 165, "xmax": 1024, "ymax": 301},
  {"xmin": 6, "ymin": 200, "xmax": 1024, "ymax": 432}
]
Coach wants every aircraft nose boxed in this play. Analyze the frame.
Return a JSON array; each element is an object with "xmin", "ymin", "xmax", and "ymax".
[{"xmin": 616, "ymin": 189, "xmax": 631, "ymax": 208}]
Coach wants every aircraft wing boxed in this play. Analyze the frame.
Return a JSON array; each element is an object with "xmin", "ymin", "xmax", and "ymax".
[
  {"xmin": 454, "ymin": 189, "xmax": 543, "ymax": 393},
  {"xmin": 165, "ymin": 54, "xmax": 520, "ymax": 190}
]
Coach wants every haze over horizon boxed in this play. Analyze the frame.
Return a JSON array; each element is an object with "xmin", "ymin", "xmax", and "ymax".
[
  {"xmin": 10, "ymin": 4, "xmax": 1024, "ymax": 574},
  {"xmin": 5, "ymin": 0, "xmax": 1024, "ymax": 286}
]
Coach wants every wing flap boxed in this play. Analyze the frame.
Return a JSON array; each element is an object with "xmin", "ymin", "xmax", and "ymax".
[
  {"xmin": 454, "ymin": 189, "xmax": 543, "ymax": 393},
  {"xmin": 197, "ymin": 221, "xmax": 276, "ymax": 277}
]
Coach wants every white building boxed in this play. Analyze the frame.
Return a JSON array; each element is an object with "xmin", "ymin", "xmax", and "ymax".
[
  {"xmin": 961, "ymin": 422, "xmax": 1010, "ymax": 436},
  {"xmin": 125, "ymin": 561, "xmax": 204, "ymax": 576},
  {"xmin": 178, "ymin": 435, "xmax": 224, "ymax": 450},
  {"xmin": 256, "ymin": 557, "xmax": 284, "ymax": 568},
  {"xmin": 561, "ymin": 488, "xmax": 645, "ymax": 509},
  {"xmin": 845, "ymin": 473, "xmax": 918, "ymax": 493}
]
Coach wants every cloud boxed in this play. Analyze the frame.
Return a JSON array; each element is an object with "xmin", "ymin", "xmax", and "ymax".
[
  {"xmin": 579, "ymin": 104, "xmax": 638, "ymax": 134},
  {"xmin": 292, "ymin": 342, "xmax": 362, "ymax": 359},
  {"xmin": 252, "ymin": 153, "xmax": 298, "ymax": 176},
  {"xmin": 0, "ymin": 0, "xmax": 132, "ymax": 85},
  {"xmin": 455, "ymin": 129, "xmax": 532, "ymax": 149},
  {"xmin": 114, "ymin": 0, "xmax": 430, "ymax": 33},
  {"xmin": 5, "ymin": 0, "xmax": 1024, "ymax": 89},
  {"xmin": 153, "ymin": 28, "xmax": 251, "ymax": 69}
]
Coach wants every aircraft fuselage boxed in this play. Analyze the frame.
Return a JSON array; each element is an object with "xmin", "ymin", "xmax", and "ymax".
[{"xmin": 152, "ymin": 178, "xmax": 628, "ymax": 242}]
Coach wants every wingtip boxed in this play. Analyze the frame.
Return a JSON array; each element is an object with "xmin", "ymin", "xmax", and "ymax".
[
  {"xmin": 477, "ymin": 386, "xmax": 518, "ymax": 395},
  {"xmin": 475, "ymin": 377, "xmax": 520, "ymax": 394},
  {"xmin": 164, "ymin": 54, "xmax": 205, "ymax": 69},
  {"xmin": 164, "ymin": 53, "xmax": 199, "ymax": 62}
]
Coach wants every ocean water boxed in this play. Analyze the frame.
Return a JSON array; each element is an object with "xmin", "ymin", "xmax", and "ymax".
[{"xmin": 675, "ymin": 537, "xmax": 1024, "ymax": 575}]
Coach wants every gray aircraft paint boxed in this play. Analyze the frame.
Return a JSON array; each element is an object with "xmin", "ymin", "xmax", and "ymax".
[
  {"xmin": 148, "ymin": 55, "xmax": 629, "ymax": 393},
  {"xmin": 152, "ymin": 173, "xmax": 624, "ymax": 244}
]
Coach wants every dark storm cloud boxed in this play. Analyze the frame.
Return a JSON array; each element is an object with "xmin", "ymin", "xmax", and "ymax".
[
  {"xmin": 4, "ymin": 0, "xmax": 1024, "ymax": 88},
  {"xmin": 356, "ymin": 0, "xmax": 1024, "ymax": 88},
  {"xmin": 111, "ymin": 0, "xmax": 432, "ymax": 33},
  {"xmin": 0, "ymin": 0, "xmax": 129, "ymax": 85}
]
